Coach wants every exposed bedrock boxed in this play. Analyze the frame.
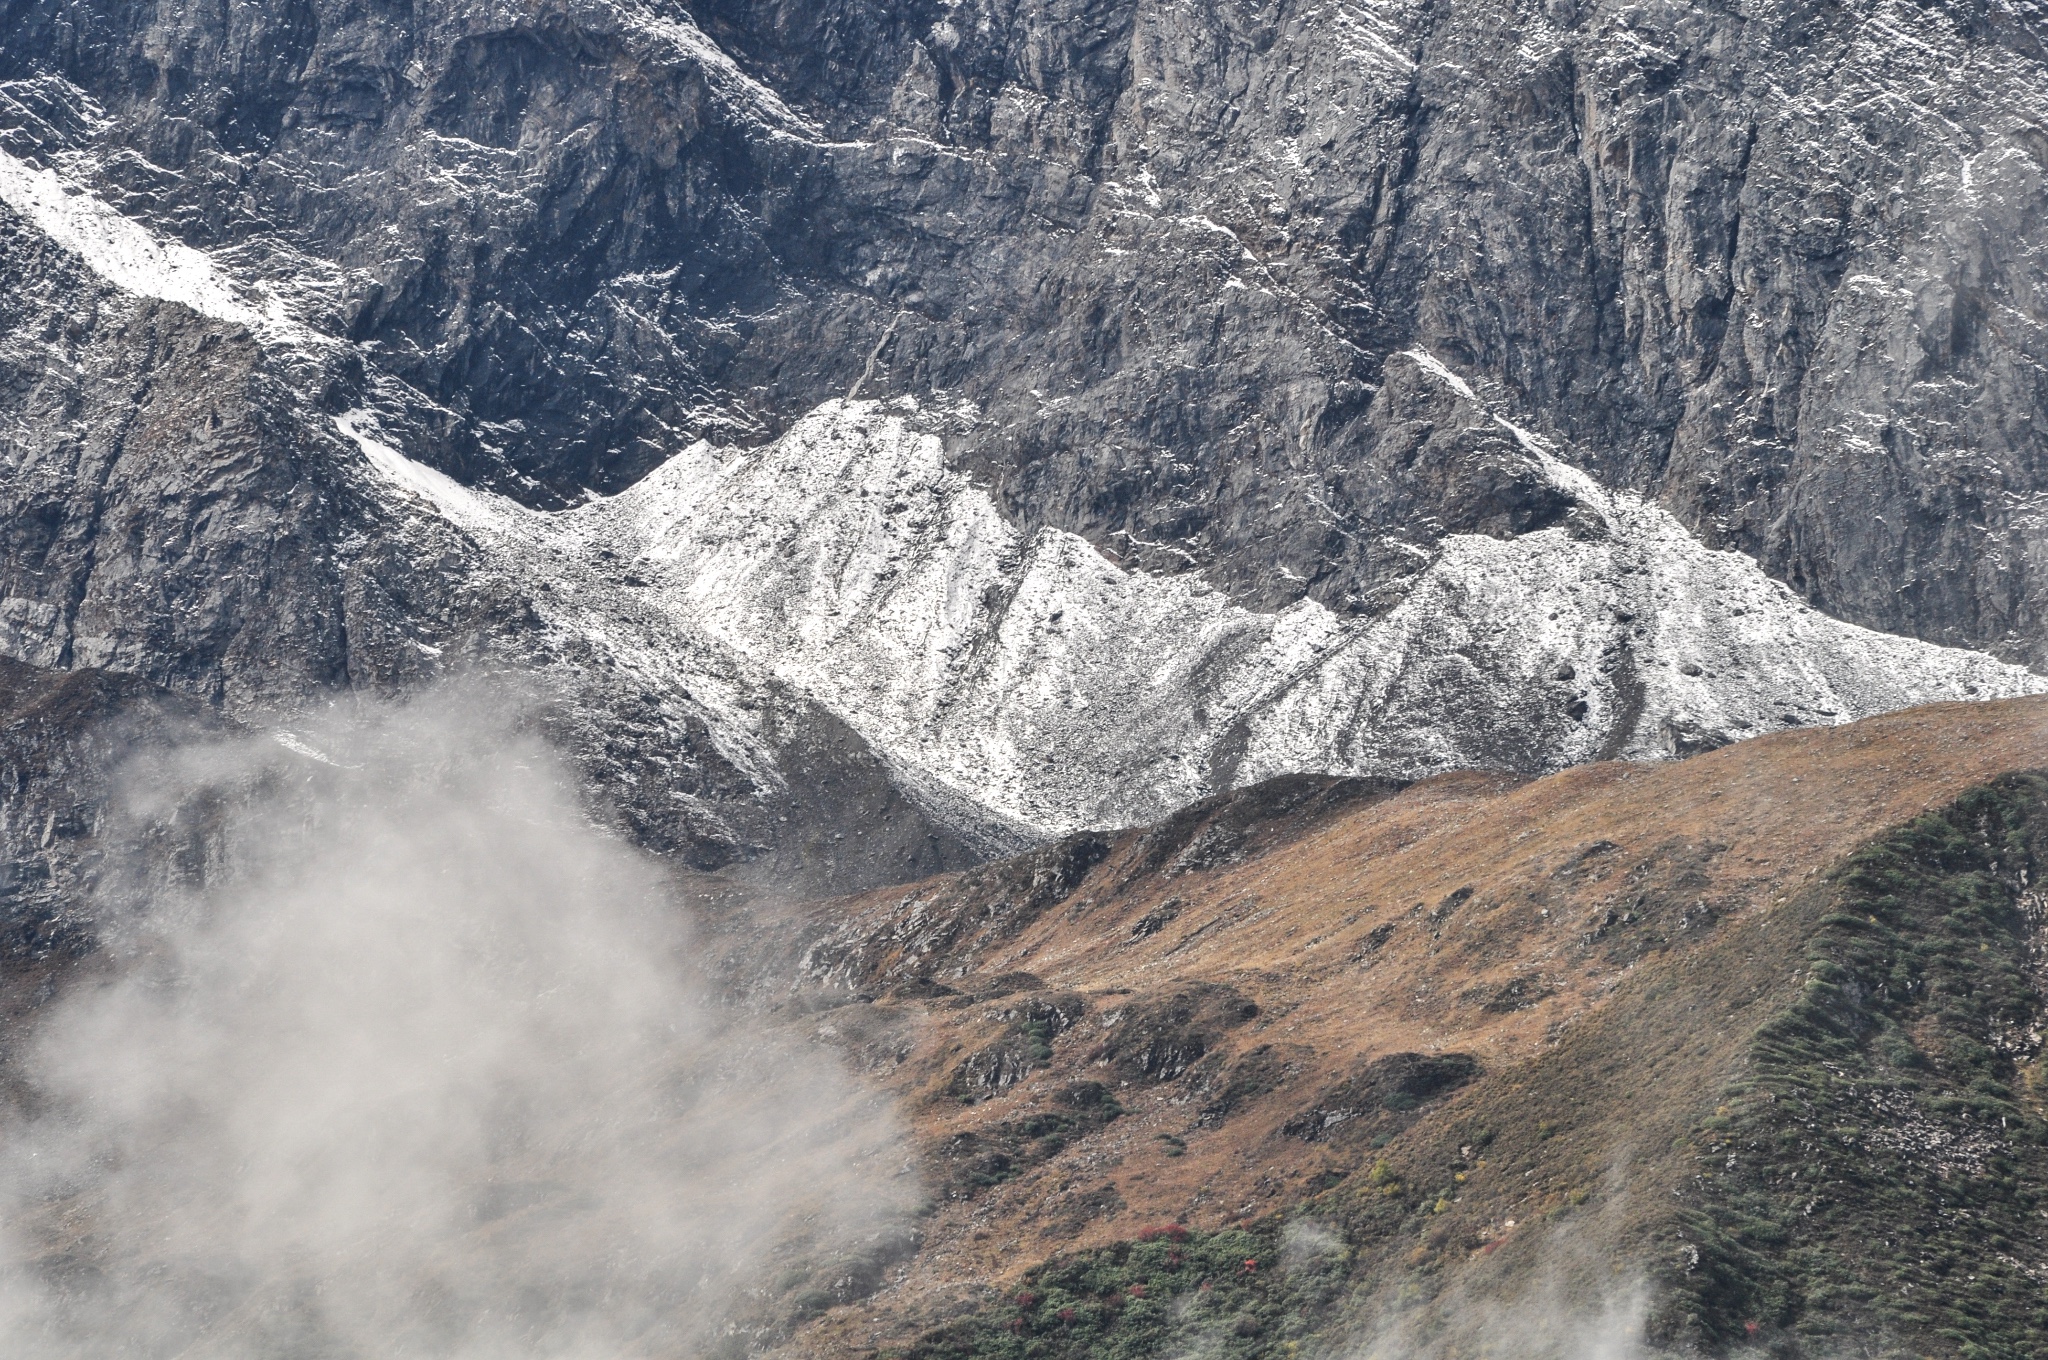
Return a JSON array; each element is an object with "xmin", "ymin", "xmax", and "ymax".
[
  {"xmin": 0, "ymin": 0, "xmax": 2045, "ymax": 884},
  {"xmin": 5, "ymin": 0, "xmax": 2045, "ymax": 655}
]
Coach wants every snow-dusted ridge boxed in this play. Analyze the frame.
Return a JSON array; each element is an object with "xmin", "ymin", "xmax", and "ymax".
[
  {"xmin": 7, "ymin": 140, "xmax": 2040, "ymax": 843},
  {"xmin": 356, "ymin": 390, "xmax": 2046, "ymax": 840}
]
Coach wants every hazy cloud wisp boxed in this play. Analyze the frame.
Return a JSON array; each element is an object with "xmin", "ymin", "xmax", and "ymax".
[{"xmin": 0, "ymin": 692, "xmax": 912, "ymax": 1357}]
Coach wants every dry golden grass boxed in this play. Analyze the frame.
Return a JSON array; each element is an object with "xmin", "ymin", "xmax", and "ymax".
[{"xmin": 750, "ymin": 696, "xmax": 2048, "ymax": 1353}]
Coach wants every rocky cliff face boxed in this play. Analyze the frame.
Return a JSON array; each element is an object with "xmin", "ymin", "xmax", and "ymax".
[
  {"xmin": 0, "ymin": 658, "xmax": 221, "ymax": 969},
  {"xmin": 1, "ymin": 0, "xmax": 2046, "ymax": 876}
]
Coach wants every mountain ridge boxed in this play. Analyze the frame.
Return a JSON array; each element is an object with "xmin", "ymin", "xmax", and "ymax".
[
  {"xmin": 10, "ymin": 0, "xmax": 2047, "ymax": 655},
  {"xmin": 5, "ymin": 128, "xmax": 2041, "ymax": 855},
  {"xmin": 2, "ymin": 3, "xmax": 2047, "ymax": 838},
  {"xmin": 705, "ymin": 695, "xmax": 2048, "ymax": 1356}
]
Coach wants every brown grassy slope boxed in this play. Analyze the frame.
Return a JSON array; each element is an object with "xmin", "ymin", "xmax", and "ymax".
[{"xmin": 739, "ymin": 697, "xmax": 2048, "ymax": 1353}]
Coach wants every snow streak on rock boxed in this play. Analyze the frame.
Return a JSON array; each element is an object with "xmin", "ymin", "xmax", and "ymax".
[
  {"xmin": 337, "ymin": 410, "xmax": 508, "ymax": 533},
  {"xmin": 0, "ymin": 146, "xmax": 305, "ymax": 340},
  {"xmin": 610, "ymin": 4, "xmax": 819, "ymax": 137}
]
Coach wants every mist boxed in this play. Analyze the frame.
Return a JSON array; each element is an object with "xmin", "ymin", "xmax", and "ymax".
[
  {"xmin": 0, "ymin": 691, "xmax": 914, "ymax": 1358},
  {"xmin": 1337, "ymin": 1213, "xmax": 1652, "ymax": 1360},
  {"xmin": 1349, "ymin": 1278, "xmax": 1649, "ymax": 1360}
]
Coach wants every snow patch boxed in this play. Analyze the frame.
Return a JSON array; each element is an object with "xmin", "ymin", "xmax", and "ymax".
[
  {"xmin": 336, "ymin": 411, "xmax": 514, "ymax": 532},
  {"xmin": 271, "ymin": 731, "xmax": 355, "ymax": 768},
  {"xmin": 1402, "ymin": 347, "xmax": 1478, "ymax": 400},
  {"xmin": 0, "ymin": 147, "xmax": 306, "ymax": 339}
]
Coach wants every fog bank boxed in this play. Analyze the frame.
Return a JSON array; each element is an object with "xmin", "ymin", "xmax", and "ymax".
[{"xmin": 0, "ymin": 692, "xmax": 913, "ymax": 1357}]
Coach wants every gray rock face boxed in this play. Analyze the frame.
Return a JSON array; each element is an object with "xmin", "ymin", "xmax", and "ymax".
[
  {"xmin": 0, "ymin": 200, "xmax": 985, "ymax": 891},
  {"xmin": 9, "ymin": 0, "xmax": 2046, "ymax": 650},
  {"xmin": 0, "ymin": 0, "xmax": 2044, "ymax": 881},
  {"xmin": 0, "ymin": 658, "xmax": 221, "ymax": 966}
]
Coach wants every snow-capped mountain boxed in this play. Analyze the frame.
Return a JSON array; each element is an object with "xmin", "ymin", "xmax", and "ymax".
[
  {"xmin": 345, "ymin": 389, "xmax": 2044, "ymax": 845},
  {"xmin": 3, "ymin": 0, "xmax": 2048, "ymax": 882}
]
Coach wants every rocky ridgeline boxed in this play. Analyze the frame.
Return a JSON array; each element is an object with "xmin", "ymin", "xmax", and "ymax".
[{"xmin": 0, "ymin": 1, "xmax": 2045, "ymax": 883}]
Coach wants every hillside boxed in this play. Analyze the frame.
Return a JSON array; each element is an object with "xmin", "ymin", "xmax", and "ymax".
[{"xmin": 706, "ymin": 696, "xmax": 2048, "ymax": 1357}]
